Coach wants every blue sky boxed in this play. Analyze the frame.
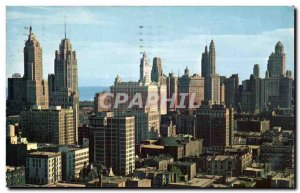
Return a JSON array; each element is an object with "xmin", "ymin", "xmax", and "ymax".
[{"xmin": 6, "ymin": 6, "xmax": 294, "ymax": 86}]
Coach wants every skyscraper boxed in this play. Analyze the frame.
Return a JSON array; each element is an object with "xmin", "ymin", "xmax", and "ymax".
[
  {"xmin": 201, "ymin": 45, "xmax": 210, "ymax": 78},
  {"xmin": 89, "ymin": 112, "xmax": 135, "ymax": 176},
  {"xmin": 209, "ymin": 40, "xmax": 216, "ymax": 75},
  {"xmin": 207, "ymin": 74, "xmax": 221, "ymax": 105},
  {"xmin": 140, "ymin": 52, "xmax": 151, "ymax": 84},
  {"xmin": 166, "ymin": 72, "xmax": 178, "ymax": 111},
  {"xmin": 48, "ymin": 27, "xmax": 79, "ymax": 143},
  {"xmin": 202, "ymin": 40, "xmax": 219, "ymax": 104},
  {"xmin": 253, "ymin": 64, "xmax": 260, "ymax": 78},
  {"xmin": 7, "ymin": 26, "xmax": 49, "ymax": 115},
  {"xmin": 224, "ymin": 74, "xmax": 239, "ymax": 108},
  {"xmin": 151, "ymin": 57, "xmax": 163, "ymax": 83},
  {"xmin": 267, "ymin": 41, "xmax": 286, "ymax": 78}
]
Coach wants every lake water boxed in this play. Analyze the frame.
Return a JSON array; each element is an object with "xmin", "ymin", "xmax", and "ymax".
[{"xmin": 79, "ymin": 86, "xmax": 109, "ymax": 101}]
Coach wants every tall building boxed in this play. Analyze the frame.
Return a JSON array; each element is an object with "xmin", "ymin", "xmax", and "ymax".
[
  {"xmin": 151, "ymin": 57, "xmax": 163, "ymax": 84},
  {"xmin": 201, "ymin": 45, "xmax": 210, "ymax": 78},
  {"xmin": 89, "ymin": 112, "xmax": 135, "ymax": 176},
  {"xmin": 253, "ymin": 64, "xmax": 260, "ymax": 78},
  {"xmin": 7, "ymin": 26, "xmax": 49, "ymax": 115},
  {"xmin": 206, "ymin": 74, "xmax": 221, "ymax": 105},
  {"xmin": 110, "ymin": 52, "xmax": 167, "ymax": 144},
  {"xmin": 20, "ymin": 106, "xmax": 75, "ymax": 145},
  {"xmin": 166, "ymin": 72, "xmax": 178, "ymax": 111},
  {"xmin": 110, "ymin": 78, "xmax": 162, "ymax": 143},
  {"xmin": 139, "ymin": 52, "xmax": 151, "ymax": 83},
  {"xmin": 209, "ymin": 40, "xmax": 216, "ymax": 75},
  {"xmin": 196, "ymin": 102, "xmax": 233, "ymax": 152},
  {"xmin": 267, "ymin": 41, "xmax": 286, "ymax": 78},
  {"xmin": 202, "ymin": 40, "xmax": 220, "ymax": 104},
  {"xmin": 48, "ymin": 29, "xmax": 79, "ymax": 143},
  {"xmin": 178, "ymin": 67, "xmax": 205, "ymax": 108},
  {"xmin": 224, "ymin": 74, "xmax": 239, "ymax": 108},
  {"xmin": 241, "ymin": 74, "xmax": 261, "ymax": 113}
]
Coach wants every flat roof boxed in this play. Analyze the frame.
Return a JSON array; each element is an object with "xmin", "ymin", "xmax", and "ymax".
[{"xmin": 27, "ymin": 151, "xmax": 61, "ymax": 158}]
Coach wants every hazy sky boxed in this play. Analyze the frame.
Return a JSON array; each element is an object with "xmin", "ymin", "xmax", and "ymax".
[{"xmin": 6, "ymin": 6, "xmax": 294, "ymax": 86}]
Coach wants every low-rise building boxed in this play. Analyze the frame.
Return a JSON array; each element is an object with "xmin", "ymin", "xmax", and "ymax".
[
  {"xmin": 126, "ymin": 178, "xmax": 152, "ymax": 187},
  {"xmin": 143, "ymin": 155, "xmax": 174, "ymax": 171},
  {"xmin": 168, "ymin": 162, "xmax": 197, "ymax": 181},
  {"xmin": 26, "ymin": 152, "xmax": 62, "ymax": 185},
  {"xmin": 38, "ymin": 144, "xmax": 89, "ymax": 181},
  {"xmin": 6, "ymin": 166, "xmax": 26, "ymax": 187},
  {"xmin": 271, "ymin": 170, "xmax": 294, "ymax": 188}
]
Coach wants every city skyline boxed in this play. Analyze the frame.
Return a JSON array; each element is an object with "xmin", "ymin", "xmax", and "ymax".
[{"xmin": 6, "ymin": 6, "xmax": 294, "ymax": 86}]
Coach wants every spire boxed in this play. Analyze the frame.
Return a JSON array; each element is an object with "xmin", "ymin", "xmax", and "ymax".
[{"xmin": 64, "ymin": 15, "xmax": 67, "ymax": 39}]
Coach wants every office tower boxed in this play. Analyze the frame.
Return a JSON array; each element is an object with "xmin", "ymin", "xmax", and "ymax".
[
  {"xmin": 151, "ymin": 57, "xmax": 163, "ymax": 83},
  {"xmin": 241, "ymin": 75, "xmax": 262, "ymax": 113},
  {"xmin": 89, "ymin": 112, "xmax": 135, "ymax": 176},
  {"xmin": 220, "ymin": 82, "xmax": 225, "ymax": 105},
  {"xmin": 224, "ymin": 74, "xmax": 239, "ymax": 108},
  {"xmin": 201, "ymin": 45, "xmax": 210, "ymax": 78},
  {"xmin": 48, "ymin": 28, "xmax": 79, "ymax": 143},
  {"xmin": 253, "ymin": 64, "xmax": 260, "ymax": 78},
  {"xmin": 202, "ymin": 40, "xmax": 220, "ymax": 104},
  {"xmin": 166, "ymin": 72, "xmax": 178, "ymax": 111},
  {"xmin": 209, "ymin": 40, "xmax": 216, "ymax": 75},
  {"xmin": 207, "ymin": 74, "xmax": 221, "ymax": 105},
  {"xmin": 279, "ymin": 77, "xmax": 293, "ymax": 108},
  {"xmin": 140, "ymin": 52, "xmax": 151, "ymax": 84},
  {"xmin": 7, "ymin": 26, "xmax": 49, "ymax": 115},
  {"xmin": 110, "ymin": 78, "xmax": 161, "ymax": 144},
  {"xmin": 26, "ymin": 152, "xmax": 62, "ymax": 185},
  {"xmin": 20, "ymin": 106, "xmax": 75, "ymax": 145},
  {"xmin": 267, "ymin": 41, "xmax": 286, "ymax": 78},
  {"xmin": 178, "ymin": 67, "xmax": 205, "ymax": 108},
  {"xmin": 196, "ymin": 102, "xmax": 233, "ymax": 152},
  {"xmin": 94, "ymin": 92, "xmax": 111, "ymax": 112}
]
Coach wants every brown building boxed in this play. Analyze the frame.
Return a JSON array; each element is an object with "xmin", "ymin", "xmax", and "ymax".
[
  {"xmin": 7, "ymin": 26, "xmax": 49, "ymax": 116},
  {"xmin": 20, "ymin": 106, "xmax": 75, "ymax": 145},
  {"xmin": 196, "ymin": 102, "xmax": 234, "ymax": 152},
  {"xmin": 94, "ymin": 92, "xmax": 111, "ymax": 113},
  {"xmin": 126, "ymin": 178, "xmax": 152, "ymax": 187}
]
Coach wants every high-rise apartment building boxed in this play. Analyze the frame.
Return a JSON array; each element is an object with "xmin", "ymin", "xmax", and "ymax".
[
  {"xmin": 20, "ymin": 106, "xmax": 75, "ymax": 145},
  {"xmin": 89, "ymin": 112, "xmax": 135, "ymax": 176},
  {"xmin": 7, "ymin": 26, "xmax": 49, "ymax": 115}
]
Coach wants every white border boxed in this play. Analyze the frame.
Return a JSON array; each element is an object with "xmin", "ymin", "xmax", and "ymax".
[{"xmin": 1, "ymin": 1, "xmax": 298, "ymax": 193}]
